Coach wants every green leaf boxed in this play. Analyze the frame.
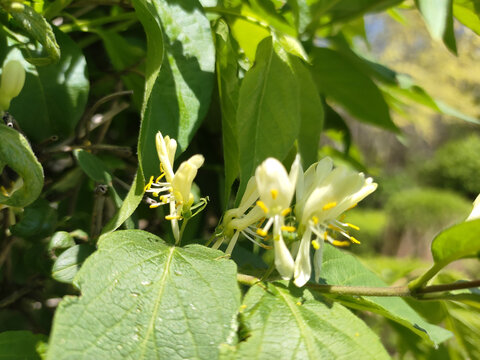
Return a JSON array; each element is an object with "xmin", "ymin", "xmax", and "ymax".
[
  {"xmin": 215, "ymin": 20, "xmax": 240, "ymax": 204},
  {"xmin": 0, "ymin": 330, "xmax": 47, "ymax": 360},
  {"xmin": 47, "ymin": 230, "xmax": 241, "ymax": 359},
  {"xmin": 101, "ymin": 169, "xmax": 145, "ymax": 234},
  {"xmin": 237, "ymin": 37, "xmax": 300, "ymax": 194},
  {"xmin": 7, "ymin": 28, "xmax": 89, "ymax": 141},
  {"xmin": 9, "ymin": 4, "xmax": 60, "ymax": 65},
  {"xmin": 453, "ymin": 0, "xmax": 480, "ymax": 35},
  {"xmin": 51, "ymin": 244, "xmax": 96, "ymax": 284},
  {"xmin": 416, "ymin": 0, "xmax": 457, "ymax": 53},
  {"xmin": 0, "ymin": 124, "xmax": 43, "ymax": 208},
  {"xmin": 11, "ymin": 198, "xmax": 57, "ymax": 238},
  {"xmin": 291, "ymin": 58, "xmax": 324, "ymax": 168},
  {"xmin": 234, "ymin": 282, "xmax": 389, "ymax": 359},
  {"xmin": 431, "ymin": 219, "xmax": 480, "ymax": 266},
  {"xmin": 311, "ymin": 48, "xmax": 398, "ymax": 132},
  {"xmin": 445, "ymin": 305, "xmax": 480, "ymax": 359},
  {"xmin": 319, "ymin": 244, "xmax": 452, "ymax": 346},
  {"xmin": 137, "ymin": 0, "xmax": 215, "ymax": 178},
  {"xmin": 48, "ymin": 231, "xmax": 75, "ymax": 251}
]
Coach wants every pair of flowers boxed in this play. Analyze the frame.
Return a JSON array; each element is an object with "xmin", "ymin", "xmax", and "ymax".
[{"xmin": 221, "ymin": 155, "xmax": 377, "ymax": 287}]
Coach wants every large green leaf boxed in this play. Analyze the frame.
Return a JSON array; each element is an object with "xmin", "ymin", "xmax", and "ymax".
[
  {"xmin": 0, "ymin": 124, "xmax": 43, "ymax": 208},
  {"xmin": 431, "ymin": 219, "xmax": 480, "ymax": 266},
  {"xmin": 311, "ymin": 48, "xmax": 397, "ymax": 132},
  {"xmin": 319, "ymin": 245, "xmax": 452, "ymax": 346},
  {"xmin": 237, "ymin": 37, "xmax": 300, "ymax": 194},
  {"xmin": 137, "ymin": 0, "xmax": 215, "ymax": 178},
  {"xmin": 0, "ymin": 331, "xmax": 47, "ymax": 360},
  {"xmin": 47, "ymin": 230, "xmax": 241, "ymax": 359},
  {"xmin": 234, "ymin": 282, "xmax": 389, "ymax": 359},
  {"xmin": 7, "ymin": 28, "xmax": 89, "ymax": 141},
  {"xmin": 291, "ymin": 58, "xmax": 324, "ymax": 168},
  {"xmin": 453, "ymin": 0, "xmax": 480, "ymax": 35},
  {"xmin": 415, "ymin": 0, "xmax": 457, "ymax": 53}
]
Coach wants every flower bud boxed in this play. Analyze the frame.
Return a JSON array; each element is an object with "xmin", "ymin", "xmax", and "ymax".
[{"xmin": 0, "ymin": 60, "xmax": 26, "ymax": 111}]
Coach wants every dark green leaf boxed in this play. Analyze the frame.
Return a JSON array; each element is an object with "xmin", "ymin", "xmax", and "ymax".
[
  {"xmin": 215, "ymin": 20, "xmax": 240, "ymax": 203},
  {"xmin": 137, "ymin": 0, "xmax": 215, "ymax": 178},
  {"xmin": 237, "ymin": 37, "xmax": 300, "ymax": 194},
  {"xmin": 0, "ymin": 330, "xmax": 47, "ymax": 360},
  {"xmin": 319, "ymin": 244, "xmax": 452, "ymax": 346},
  {"xmin": 8, "ymin": 28, "xmax": 89, "ymax": 141},
  {"xmin": 0, "ymin": 125, "xmax": 43, "ymax": 208},
  {"xmin": 47, "ymin": 230, "xmax": 240, "ymax": 359},
  {"xmin": 51, "ymin": 244, "xmax": 96, "ymax": 284},
  {"xmin": 74, "ymin": 149, "xmax": 112, "ymax": 184},
  {"xmin": 9, "ymin": 4, "xmax": 60, "ymax": 65},
  {"xmin": 11, "ymin": 198, "xmax": 57, "ymax": 238},
  {"xmin": 292, "ymin": 58, "xmax": 324, "ymax": 168},
  {"xmin": 311, "ymin": 48, "xmax": 397, "ymax": 132},
  {"xmin": 235, "ymin": 282, "xmax": 390, "ymax": 359}
]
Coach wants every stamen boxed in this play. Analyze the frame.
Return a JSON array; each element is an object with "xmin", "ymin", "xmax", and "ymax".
[
  {"xmin": 349, "ymin": 236, "xmax": 361, "ymax": 244},
  {"xmin": 256, "ymin": 200, "xmax": 269, "ymax": 214},
  {"xmin": 152, "ymin": 192, "xmax": 159, "ymax": 197},
  {"xmin": 322, "ymin": 202, "xmax": 337, "ymax": 211},
  {"xmin": 144, "ymin": 176, "xmax": 154, "ymax": 191},
  {"xmin": 149, "ymin": 203, "xmax": 162, "ymax": 209},
  {"xmin": 155, "ymin": 173, "xmax": 165, "ymax": 183},
  {"xmin": 323, "ymin": 231, "xmax": 328, "ymax": 241},
  {"xmin": 346, "ymin": 223, "xmax": 360, "ymax": 231},
  {"xmin": 312, "ymin": 215, "xmax": 319, "ymax": 224},
  {"xmin": 165, "ymin": 214, "xmax": 182, "ymax": 220},
  {"xmin": 331, "ymin": 240, "xmax": 350, "ymax": 247},
  {"xmin": 311, "ymin": 240, "xmax": 320, "ymax": 250},
  {"xmin": 281, "ymin": 207, "xmax": 291, "ymax": 217},
  {"xmin": 281, "ymin": 225, "xmax": 296, "ymax": 232},
  {"xmin": 270, "ymin": 189, "xmax": 278, "ymax": 199},
  {"xmin": 0, "ymin": 186, "xmax": 8, "ymax": 197},
  {"xmin": 256, "ymin": 228, "xmax": 268, "ymax": 237},
  {"xmin": 328, "ymin": 224, "xmax": 342, "ymax": 232}
]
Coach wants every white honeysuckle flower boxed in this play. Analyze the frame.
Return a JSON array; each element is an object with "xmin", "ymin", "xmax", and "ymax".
[
  {"xmin": 293, "ymin": 161, "xmax": 377, "ymax": 287},
  {"xmin": 0, "ymin": 60, "xmax": 26, "ymax": 111},
  {"xmin": 466, "ymin": 194, "xmax": 480, "ymax": 221},
  {"xmin": 145, "ymin": 132, "xmax": 204, "ymax": 243},
  {"xmin": 254, "ymin": 155, "xmax": 301, "ymax": 280}
]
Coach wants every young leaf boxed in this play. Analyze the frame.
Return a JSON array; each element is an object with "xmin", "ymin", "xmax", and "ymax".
[
  {"xmin": 137, "ymin": 0, "xmax": 215, "ymax": 178},
  {"xmin": 47, "ymin": 230, "xmax": 240, "ymax": 359},
  {"xmin": 237, "ymin": 37, "xmax": 300, "ymax": 195},
  {"xmin": 0, "ymin": 125, "xmax": 43, "ymax": 208},
  {"xmin": 311, "ymin": 48, "xmax": 398, "ymax": 132},
  {"xmin": 7, "ymin": 28, "xmax": 89, "ymax": 142},
  {"xmin": 51, "ymin": 244, "xmax": 96, "ymax": 284},
  {"xmin": 0, "ymin": 331, "xmax": 47, "ymax": 360},
  {"xmin": 319, "ymin": 244, "xmax": 452, "ymax": 346},
  {"xmin": 234, "ymin": 282, "xmax": 390, "ymax": 359}
]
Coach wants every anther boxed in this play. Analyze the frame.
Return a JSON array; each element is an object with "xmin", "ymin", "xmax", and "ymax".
[
  {"xmin": 256, "ymin": 228, "xmax": 268, "ymax": 237},
  {"xmin": 346, "ymin": 223, "xmax": 360, "ymax": 231},
  {"xmin": 322, "ymin": 202, "xmax": 337, "ymax": 211},
  {"xmin": 281, "ymin": 225, "xmax": 296, "ymax": 232},
  {"xmin": 281, "ymin": 207, "xmax": 291, "ymax": 217},
  {"xmin": 165, "ymin": 214, "xmax": 182, "ymax": 220},
  {"xmin": 270, "ymin": 189, "xmax": 278, "ymax": 199},
  {"xmin": 256, "ymin": 200, "xmax": 269, "ymax": 214},
  {"xmin": 332, "ymin": 240, "xmax": 350, "ymax": 247},
  {"xmin": 311, "ymin": 240, "xmax": 320, "ymax": 250},
  {"xmin": 149, "ymin": 203, "xmax": 162, "ymax": 209},
  {"xmin": 312, "ymin": 216, "xmax": 319, "ymax": 224},
  {"xmin": 349, "ymin": 236, "xmax": 361, "ymax": 244}
]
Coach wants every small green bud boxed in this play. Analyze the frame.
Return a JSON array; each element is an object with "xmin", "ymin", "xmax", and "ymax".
[{"xmin": 0, "ymin": 60, "xmax": 26, "ymax": 111}]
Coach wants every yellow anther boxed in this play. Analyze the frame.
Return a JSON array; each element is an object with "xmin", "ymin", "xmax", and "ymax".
[
  {"xmin": 349, "ymin": 236, "xmax": 361, "ymax": 244},
  {"xmin": 322, "ymin": 202, "xmax": 337, "ymax": 211},
  {"xmin": 256, "ymin": 200, "xmax": 269, "ymax": 214},
  {"xmin": 328, "ymin": 224, "xmax": 342, "ymax": 232},
  {"xmin": 281, "ymin": 207, "xmax": 291, "ymax": 217},
  {"xmin": 273, "ymin": 235, "xmax": 280, "ymax": 241},
  {"xmin": 256, "ymin": 228, "xmax": 268, "ymax": 237},
  {"xmin": 311, "ymin": 240, "xmax": 320, "ymax": 250},
  {"xmin": 332, "ymin": 240, "xmax": 350, "ymax": 247},
  {"xmin": 312, "ymin": 216, "xmax": 319, "ymax": 225},
  {"xmin": 159, "ymin": 195, "xmax": 168, "ymax": 203},
  {"xmin": 155, "ymin": 173, "xmax": 165, "ymax": 183},
  {"xmin": 152, "ymin": 192, "xmax": 159, "ymax": 197},
  {"xmin": 296, "ymin": 301, "xmax": 302, "ymax": 306},
  {"xmin": 240, "ymin": 304, "xmax": 247, "ymax": 310},
  {"xmin": 346, "ymin": 223, "xmax": 360, "ymax": 231},
  {"xmin": 281, "ymin": 225, "xmax": 296, "ymax": 232},
  {"xmin": 165, "ymin": 214, "xmax": 182, "ymax": 220},
  {"xmin": 149, "ymin": 203, "xmax": 161, "ymax": 209},
  {"xmin": 259, "ymin": 243, "xmax": 273, "ymax": 250},
  {"xmin": 144, "ymin": 176, "xmax": 154, "ymax": 191},
  {"xmin": 323, "ymin": 231, "xmax": 328, "ymax": 241},
  {"xmin": 270, "ymin": 189, "xmax": 278, "ymax": 199}
]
